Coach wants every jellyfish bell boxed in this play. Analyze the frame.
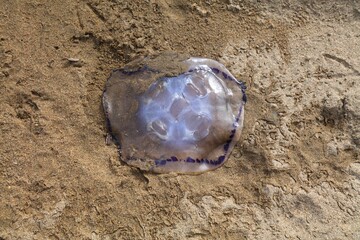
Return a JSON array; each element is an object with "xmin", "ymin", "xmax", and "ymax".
[{"xmin": 102, "ymin": 52, "xmax": 246, "ymax": 173}]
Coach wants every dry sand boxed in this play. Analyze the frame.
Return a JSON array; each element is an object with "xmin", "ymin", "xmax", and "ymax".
[{"xmin": 1, "ymin": 0, "xmax": 360, "ymax": 239}]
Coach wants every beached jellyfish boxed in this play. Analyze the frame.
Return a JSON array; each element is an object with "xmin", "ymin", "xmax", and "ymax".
[{"xmin": 102, "ymin": 52, "xmax": 246, "ymax": 173}]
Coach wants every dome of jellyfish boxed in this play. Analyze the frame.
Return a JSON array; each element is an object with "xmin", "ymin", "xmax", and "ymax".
[{"xmin": 102, "ymin": 52, "xmax": 246, "ymax": 173}]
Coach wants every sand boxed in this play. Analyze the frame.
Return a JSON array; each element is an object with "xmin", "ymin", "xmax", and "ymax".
[{"xmin": 1, "ymin": 1, "xmax": 359, "ymax": 239}]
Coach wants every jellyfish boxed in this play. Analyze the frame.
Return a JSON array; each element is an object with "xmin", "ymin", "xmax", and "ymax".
[{"xmin": 102, "ymin": 52, "xmax": 246, "ymax": 173}]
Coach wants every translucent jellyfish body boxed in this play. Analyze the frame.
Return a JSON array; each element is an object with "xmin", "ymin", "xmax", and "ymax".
[{"xmin": 102, "ymin": 52, "xmax": 246, "ymax": 173}]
